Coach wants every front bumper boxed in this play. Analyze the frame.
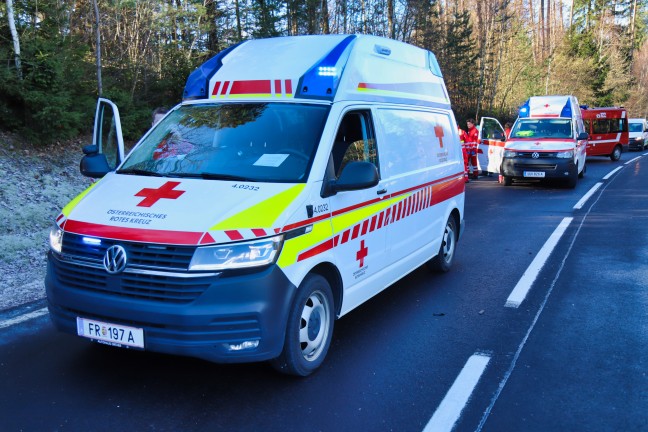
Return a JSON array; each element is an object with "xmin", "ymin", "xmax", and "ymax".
[
  {"xmin": 629, "ymin": 139, "xmax": 645, "ymax": 151},
  {"xmin": 45, "ymin": 251, "xmax": 296, "ymax": 363},
  {"xmin": 501, "ymin": 157, "xmax": 577, "ymax": 179}
]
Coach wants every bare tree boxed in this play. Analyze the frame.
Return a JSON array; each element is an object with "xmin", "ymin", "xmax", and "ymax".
[
  {"xmin": 92, "ymin": 0, "xmax": 103, "ymax": 96},
  {"xmin": 6, "ymin": 0, "xmax": 22, "ymax": 79}
]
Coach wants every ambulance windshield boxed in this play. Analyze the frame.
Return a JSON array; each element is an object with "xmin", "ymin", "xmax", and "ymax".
[
  {"xmin": 629, "ymin": 122, "xmax": 644, "ymax": 133},
  {"xmin": 510, "ymin": 119, "xmax": 573, "ymax": 139},
  {"xmin": 119, "ymin": 103, "xmax": 329, "ymax": 182}
]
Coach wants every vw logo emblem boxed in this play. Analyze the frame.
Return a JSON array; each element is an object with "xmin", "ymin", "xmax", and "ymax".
[
  {"xmin": 103, "ymin": 245, "xmax": 127, "ymax": 274},
  {"xmin": 532, "ymin": 152, "xmax": 540, "ymax": 159}
]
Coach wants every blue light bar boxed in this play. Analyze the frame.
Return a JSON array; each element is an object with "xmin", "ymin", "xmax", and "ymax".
[
  {"xmin": 296, "ymin": 35, "xmax": 357, "ymax": 101},
  {"xmin": 519, "ymin": 100, "xmax": 530, "ymax": 118},
  {"xmin": 183, "ymin": 42, "xmax": 243, "ymax": 101},
  {"xmin": 560, "ymin": 100, "xmax": 572, "ymax": 118}
]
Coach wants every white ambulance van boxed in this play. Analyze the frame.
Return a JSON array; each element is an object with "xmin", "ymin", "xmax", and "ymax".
[
  {"xmin": 501, "ymin": 95, "xmax": 588, "ymax": 188},
  {"xmin": 46, "ymin": 35, "xmax": 465, "ymax": 376}
]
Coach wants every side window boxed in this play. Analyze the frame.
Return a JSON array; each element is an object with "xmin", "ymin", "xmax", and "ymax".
[
  {"xmin": 376, "ymin": 108, "xmax": 455, "ymax": 179},
  {"xmin": 331, "ymin": 111, "xmax": 377, "ymax": 178}
]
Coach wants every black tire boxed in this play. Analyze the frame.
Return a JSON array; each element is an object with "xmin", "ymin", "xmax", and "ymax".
[
  {"xmin": 427, "ymin": 216, "xmax": 458, "ymax": 273},
  {"xmin": 271, "ymin": 274, "xmax": 334, "ymax": 377},
  {"xmin": 610, "ymin": 145, "xmax": 622, "ymax": 161},
  {"xmin": 502, "ymin": 175, "xmax": 512, "ymax": 186},
  {"xmin": 578, "ymin": 162, "xmax": 586, "ymax": 178}
]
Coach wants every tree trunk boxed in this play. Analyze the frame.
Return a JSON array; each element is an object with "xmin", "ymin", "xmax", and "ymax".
[
  {"xmin": 322, "ymin": 0, "xmax": 330, "ymax": 34},
  {"xmin": 388, "ymin": 0, "xmax": 394, "ymax": 39},
  {"xmin": 6, "ymin": 0, "xmax": 22, "ymax": 80},
  {"xmin": 92, "ymin": 0, "xmax": 103, "ymax": 96}
]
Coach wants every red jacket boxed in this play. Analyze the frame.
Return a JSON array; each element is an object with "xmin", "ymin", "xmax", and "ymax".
[{"xmin": 465, "ymin": 126, "xmax": 479, "ymax": 147}]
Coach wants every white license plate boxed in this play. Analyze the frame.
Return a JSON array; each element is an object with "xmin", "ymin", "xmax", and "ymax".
[
  {"xmin": 523, "ymin": 171, "xmax": 545, "ymax": 178},
  {"xmin": 76, "ymin": 317, "xmax": 144, "ymax": 349}
]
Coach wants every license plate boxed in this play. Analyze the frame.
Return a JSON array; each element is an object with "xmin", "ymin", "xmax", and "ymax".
[
  {"xmin": 523, "ymin": 171, "xmax": 545, "ymax": 178},
  {"xmin": 76, "ymin": 317, "xmax": 144, "ymax": 349}
]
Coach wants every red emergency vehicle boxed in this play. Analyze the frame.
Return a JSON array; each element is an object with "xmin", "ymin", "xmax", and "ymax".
[{"xmin": 581, "ymin": 107, "xmax": 628, "ymax": 161}]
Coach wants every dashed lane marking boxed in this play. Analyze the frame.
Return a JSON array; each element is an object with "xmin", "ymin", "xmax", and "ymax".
[
  {"xmin": 423, "ymin": 353, "xmax": 491, "ymax": 432},
  {"xmin": 603, "ymin": 166, "xmax": 623, "ymax": 180},
  {"xmin": 574, "ymin": 182, "xmax": 602, "ymax": 210},
  {"xmin": 505, "ymin": 217, "xmax": 573, "ymax": 308}
]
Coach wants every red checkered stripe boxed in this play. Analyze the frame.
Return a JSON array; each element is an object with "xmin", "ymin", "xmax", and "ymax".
[
  {"xmin": 211, "ymin": 79, "xmax": 294, "ymax": 98},
  {"xmin": 296, "ymin": 174, "xmax": 464, "ymax": 262}
]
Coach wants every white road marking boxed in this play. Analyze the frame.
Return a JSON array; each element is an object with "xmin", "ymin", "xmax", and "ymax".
[
  {"xmin": 505, "ymin": 217, "xmax": 573, "ymax": 308},
  {"xmin": 602, "ymin": 166, "xmax": 623, "ymax": 180},
  {"xmin": 423, "ymin": 353, "xmax": 491, "ymax": 432},
  {"xmin": 0, "ymin": 308, "xmax": 48, "ymax": 329},
  {"xmin": 573, "ymin": 182, "xmax": 602, "ymax": 210},
  {"xmin": 625, "ymin": 156, "xmax": 642, "ymax": 164}
]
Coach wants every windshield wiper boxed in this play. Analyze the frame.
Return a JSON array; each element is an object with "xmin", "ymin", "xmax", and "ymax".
[{"xmin": 117, "ymin": 168, "xmax": 168, "ymax": 177}]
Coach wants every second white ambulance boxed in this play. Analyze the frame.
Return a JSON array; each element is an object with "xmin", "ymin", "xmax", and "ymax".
[
  {"xmin": 45, "ymin": 35, "xmax": 465, "ymax": 376},
  {"xmin": 501, "ymin": 95, "xmax": 588, "ymax": 188}
]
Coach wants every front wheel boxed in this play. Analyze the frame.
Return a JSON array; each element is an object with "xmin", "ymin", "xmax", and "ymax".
[
  {"xmin": 502, "ymin": 175, "xmax": 512, "ymax": 186},
  {"xmin": 271, "ymin": 274, "xmax": 334, "ymax": 376},
  {"xmin": 610, "ymin": 145, "xmax": 622, "ymax": 161},
  {"xmin": 427, "ymin": 216, "xmax": 458, "ymax": 273}
]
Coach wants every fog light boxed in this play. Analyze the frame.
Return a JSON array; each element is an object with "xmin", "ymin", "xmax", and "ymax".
[{"xmin": 226, "ymin": 340, "xmax": 259, "ymax": 351}]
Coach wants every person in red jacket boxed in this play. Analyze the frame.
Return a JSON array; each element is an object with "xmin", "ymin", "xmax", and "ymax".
[
  {"xmin": 465, "ymin": 119, "xmax": 479, "ymax": 179},
  {"xmin": 458, "ymin": 125, "xmax": 470, "ymax": 183}
]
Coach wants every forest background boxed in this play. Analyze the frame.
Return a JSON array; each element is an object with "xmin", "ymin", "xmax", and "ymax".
[{"xmin": 2, "ymin": 0, "xmax": 648, "ymax": 144}]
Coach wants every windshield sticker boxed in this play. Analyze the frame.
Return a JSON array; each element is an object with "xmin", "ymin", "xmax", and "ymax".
[{"xmin": 254, "ymin": 154, "xmax": 289, "ymax": 167}]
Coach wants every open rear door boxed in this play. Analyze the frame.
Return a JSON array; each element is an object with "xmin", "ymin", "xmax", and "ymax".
[{"xmin": 477, "ymin": 117, "xmax": 506, "ymax": 175}]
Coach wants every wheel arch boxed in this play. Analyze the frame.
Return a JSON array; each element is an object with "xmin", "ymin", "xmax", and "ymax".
[{"xmin": 308, "ymin": 262, "xmax": 343, "ymax": 318}]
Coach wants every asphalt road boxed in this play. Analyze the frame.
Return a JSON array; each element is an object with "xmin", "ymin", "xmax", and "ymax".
[{"xmin": 1, "ymin": 151, "xmax": 646, "ymax": 432}]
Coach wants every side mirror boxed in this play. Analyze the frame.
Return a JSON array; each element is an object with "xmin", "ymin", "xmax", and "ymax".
[
  {"xmin": 321, "ymin": 161, "xmax": 379, "ymax": 197},
  {"xmin": 80, "ymin": 145, "xmax": 111, "ymax": 178},
  {"xmin": 577, "ymin": 132, "xmax": 589, "ymax": 141}
]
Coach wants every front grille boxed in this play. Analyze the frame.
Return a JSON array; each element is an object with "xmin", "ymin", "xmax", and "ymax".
[
  {"xmin": 514, "ymin": 163, "xmax": 558, "ymax": 170},
  {"xmin": 56, "ymin": 233, "xmax": 212, "ymax": 303},
  {"xmin": 514, "ymin": 152, "xmax": 561, "ymax": 158},
  {"xmin": 53, "ymin": 259, "xmax": 214, "ymax": 303},
  {"xmin": 62, "ymin": 233, "xmax": 194, "ymax": 270}
]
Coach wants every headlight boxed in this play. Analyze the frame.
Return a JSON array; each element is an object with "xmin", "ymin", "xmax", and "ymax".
[
  {"xmin": 49, "ymin": 224, "xmax": 63, "ymax": 254},
  {"xmin": 556, "ymin": 150, "xmax": 574, "ymax": 159},
  {"xmin": 635, "ymin": 137, "xmax": 643, "ymax": 141},
  {"xmin": 189, "ymin": 235, "xmax": 283, "ymax": 271},
  {"xmin": 503, "ymin": 150, "xmax": 517, "ymax": 158}
]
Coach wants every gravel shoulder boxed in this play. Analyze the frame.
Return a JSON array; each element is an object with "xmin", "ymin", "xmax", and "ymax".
[{"xmin": 0, "ymin": 132, "xmax": 91, "ymax": 311}]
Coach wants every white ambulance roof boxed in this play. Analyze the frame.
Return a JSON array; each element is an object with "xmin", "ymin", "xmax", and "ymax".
[
  {"xmin": 519, "ymin": 95, "xmax": 579, "ymax": 118},
  {"xmin": 183, "ymin": 35, "xmax": 450, "ymax": 110}
]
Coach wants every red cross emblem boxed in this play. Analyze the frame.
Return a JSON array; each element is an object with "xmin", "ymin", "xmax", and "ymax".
[
  {"xmin": 356, "ymin": 240, "xmax": 368, "ymax": 268},
  {"xmin": 544, "ymin": 104, "xmax": 550, "ymax": 108},
  {"xmin": 135, "ymin": 181, "xmax": 185, "ymax": 207},
  {"xmin": 434, "ymin": 124, "xmax": 445, "ymax": 148}
]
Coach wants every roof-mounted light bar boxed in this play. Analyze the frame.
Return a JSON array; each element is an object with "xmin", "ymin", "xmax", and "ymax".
[
  {"xmin": 183, "ymin": 42, "xmax": 244, "ymax": 101},
  {"xmin": 295, "ymin": 35, "xmax": 357, "ymax": 101}
]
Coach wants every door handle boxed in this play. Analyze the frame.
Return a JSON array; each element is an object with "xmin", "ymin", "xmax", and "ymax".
[{"xmin": 377, "ymin": 188, "xmax": 387, "ymax": 195}]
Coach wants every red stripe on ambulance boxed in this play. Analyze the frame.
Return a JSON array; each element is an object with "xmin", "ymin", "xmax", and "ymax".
[
  {"xmin": 63, "ymin": 220, "xmax": 203, "ymax": 245},
  {"xmin": 297, "ymin": 176, "xmax": 463, "ymax": 262}
]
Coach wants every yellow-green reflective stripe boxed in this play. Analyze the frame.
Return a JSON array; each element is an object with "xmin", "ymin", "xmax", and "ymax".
[
  {"xmin": 277, "ymin": 195, "xmax": 408, "ymax": 268},
  {"xmin": 210, "ymin": 184, "xmax": 305, "ymax": 231},
  {"xmin": 62, "ymin": 182, "xmax": 99, "ymax": 217},
  {"xmin": 331, "ymin": 195, "xmax": 405, "ymax": 233},
  {"xmin": 277, "ymin": 221, "xmax": 332, "ymax": 268}
]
